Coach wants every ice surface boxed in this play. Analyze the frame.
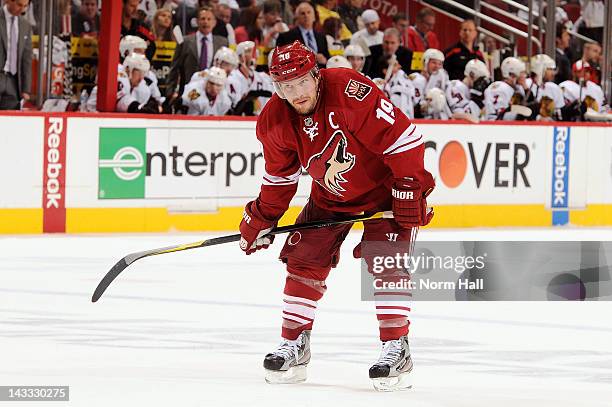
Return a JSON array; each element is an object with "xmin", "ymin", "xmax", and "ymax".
[{"xmin": 1, "ymin": 228, "xmax": 612, "ymax": 407}]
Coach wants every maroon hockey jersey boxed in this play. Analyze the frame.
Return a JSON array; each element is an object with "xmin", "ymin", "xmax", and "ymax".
[{"xmin": 253, "ymin": 68, "xmax": 434, "ymax": 221}]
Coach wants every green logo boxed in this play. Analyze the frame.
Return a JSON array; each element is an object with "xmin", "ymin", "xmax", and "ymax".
[{"xmin": 98, "ymin": 128, "xmax": 146, "ymax": 199}]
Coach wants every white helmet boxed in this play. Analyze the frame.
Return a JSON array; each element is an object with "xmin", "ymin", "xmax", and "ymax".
[
  {"xmin": 206, "ymin": 66, "xmax": 227, "ymax": 86},
  {"xmin": 326, "ymin": 55, "xmax": 352, "ymax": 69},
  {"xmin": 425, "ymin": 87, "xmax": 447, "ymax": 113},
  {"xmin": 236, "ymin": 41, "xmax": 256, "ymax": 57},
  {"xmin": 123, "ymin": 52, "xmax": 150, "ymax": 74},
  {"xmin": 120, "ymin": 35, "xmax": 147, "ymax": 59},
  {"xmin": 501, "ymin": 57, "xmax": 526, "ymax": 79},
  {"xmin": 344, "ymin": 44, "xmax": 365, "ymax": 59},
  {"xmin": 530, "ymin": 54, "xmax": 556, "ymax": 84},
  {"xmin": 423, "ymin": 48, "xmax": 444, "ymax": 66},
  {"xmin": 214, "ymin": 47, "xmax": 239, "ymax": 69},
  {"xmin": 464, "ymin": 59, "xmax": 490, "ymax": 80}
]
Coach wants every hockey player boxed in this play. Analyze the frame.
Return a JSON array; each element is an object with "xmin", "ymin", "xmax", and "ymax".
[
  {"xmin": 238, "ymin": 41, "xmax": 434, "ymax": 391},
  {"xmin": 343, "ymin": 44, "xmax": 366, "ymax": 73},
  {"xmin": 119, "ymin": 35, "xmax": 164, "ymax": 105},
  {"xmin": 483, "ymin": 57, "xmax": 527, "ymax": 120},
  {"xmin": 181, "ymin": 66, "xmax": 232, "ymax": 116},
  {"xmin": 408, "ymin": 48, "xmax": 448, "ymax": 117},
  {"xmin": 446, "ymin": 59, "xmax": 490, "ymax": 121},
  {"xmin": 559, "ymin": 61, "xmax": 606, "ymax": 117},
  {"xmin": 116, "ymin": 53, "xmax": 161, "ymax": 113},
  {"xmin": 526, "ymin": 54, "xmax": 564, "ymax": 120}
]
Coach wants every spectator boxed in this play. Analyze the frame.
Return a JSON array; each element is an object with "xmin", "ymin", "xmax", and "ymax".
[
  {"xmin": 72, "ymin": 0, "xmax": 100, "ymax": 37},
  {"xmin": 0, "ymin": 0, "xmax": 32, "ymax": 110},
  {"xmin": 122, "ymin": 0, "xmax": 156, "ymax": 60},
  {"xmin": 276, "ymin": 1, "xmax": 330, "ymax": 67},
  {"xmin": 444, "ymin": 19, "xmax": 484, "ymax": 80},
  {"xmin": 404, "ymin": 8, "xmax": 440, "ymax": 52},
  {"xmin": 365, "ymin": 28, "xmax": 413, "ymax": 79},
  {"xmin": 323, "ymin": 17, "xmax": 344, "ymax": 55},
  {"xmin": 338, "ymin": 0, "xmax": 363, "ymax": 34},
  {"xmin": 391, "ymin": 13, "xmax": 408, "ymax": 46},
  {"xmin": 554, "ymin": 23, "xmax": 571, "ymax": 84},
  {"xmin": 152, "ymin": 8, "xmax": 175, "ymax": 41},
  {"xmin": 234, "ymin": 6, "xmax": 264, "ymax": 45},
  {"xmin": 166, "ymin": 6, "xmax": 229, "ymax": 102},
  {"xmin": 213, "ymin": 3, "xmax": 237, "ymax": 46},
  {"xmin": 350, "ymin": 9, "xmax": 383, "ymax": 48},
  {"xmin": 315, "ymin": 0, "xmax": 351, "ymax": 43},
  {"xmin": 261, "ymin": 0, "xmax": 289, "ymax": 50}
]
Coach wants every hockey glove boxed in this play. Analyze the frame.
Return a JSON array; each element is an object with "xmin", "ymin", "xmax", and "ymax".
[
  {"xmin": 392, "ymin": 177, "xmax": 434, "ymax": 228},
  {"xmin": 239, "ymin": 201, "xmax": 275, "ymax": 255}
]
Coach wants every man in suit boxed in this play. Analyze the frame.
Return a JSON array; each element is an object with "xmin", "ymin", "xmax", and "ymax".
[
  {"xmin": 276, "ymin": 1, "xmax": 329, "ymax": 67},
  {"xmin": 365, "ymin": 28, "xmax": 413, "ymax": 79},
  {"xmin": 166, "ymin": 6, "xmax": 228, "ymax": 104},
  {"xmin": 0, "ymin": 0, "xmax": 31, "ymax": 110}
]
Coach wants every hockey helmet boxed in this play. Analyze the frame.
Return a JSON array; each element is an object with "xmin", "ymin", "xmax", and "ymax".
[
  {"xmin": 530, "ymin": 54, "xmax": 556, "ymax": 84},
  {"xmin": 423, "ymin": 48, "xmax": 445, "ymax": 66},
  {"xmin": 120, "ymin": 35, "xmax": 147, "ymax": 59},
  {"xmin": 123, "ymin": 52, "xmax": 150, "ymax": 74},
  {"xmin": 206, "ymin": 66, "xmax": 228, "ymax": 86},
  {"xmin": 501, "ymin": 57, "xmax": 526, "ymax": 79},
  {"xmin": 214, "ymin": 47, "xmax": 239, "ymax": 69},
  {"xmin": 269, "ymin": 41, "xmax": 318, "ymax": 99},
  {"xmin": 464, "ymin": 59, "xmax": 490, "ymax": 80},
  {"xmin": 236, "ymin": 41, "xmax": 256, "ymax": 57},
  {"xmin": 326, "ymin": 55, "xmax": 352, "ymax": 69}
]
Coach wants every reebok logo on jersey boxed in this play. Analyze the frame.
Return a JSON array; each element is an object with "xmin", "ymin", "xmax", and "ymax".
[
  {"xmin": 344, "ymin": 79, "xmax": 372, "ymax": 101},
  {"xmin": 305, "ymin": 130, "xmax": 356, "ymax": 197}
]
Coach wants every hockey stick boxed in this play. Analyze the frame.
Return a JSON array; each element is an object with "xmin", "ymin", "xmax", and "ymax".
[{"xmin": 92, "ymin": 211, "xmax": 392, "ymax": 303}]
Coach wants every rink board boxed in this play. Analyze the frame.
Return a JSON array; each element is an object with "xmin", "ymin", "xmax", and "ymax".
[{"xmin": 0, "ymin": 112, "xmax": 610, "ymax": 233}]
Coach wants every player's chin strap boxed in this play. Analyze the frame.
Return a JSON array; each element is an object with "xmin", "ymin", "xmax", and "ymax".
[{"xmin": 92, "ymin": 211, "xmax": 394, "ymax": 303}]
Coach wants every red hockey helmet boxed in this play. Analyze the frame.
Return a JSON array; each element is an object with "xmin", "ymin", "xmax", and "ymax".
[{"xmin": 269, "ymin": 41, "xmax": 317, "ymax": 83}]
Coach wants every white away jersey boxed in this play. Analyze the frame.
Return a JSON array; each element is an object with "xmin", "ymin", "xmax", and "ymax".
[
  {"xmin": 385, "ymin": 69, "xmax": 415, "ymax": 119},
  {"xmin": 181, "ymin": 80, "xmax": 232, "ymax": 116},
  {"xmin": 483, "ymin": 80, "xmax": 516, "ymax": 120}
]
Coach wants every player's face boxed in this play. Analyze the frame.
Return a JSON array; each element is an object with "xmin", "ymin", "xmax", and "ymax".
[
  {"xmin": 206, "ymin": 81, "xmax": 223, "ymax": 98},
  {"xmin": 278, "ymin": 74, "xmax": 318, "ymax": 115},
  {"xmin": 347, "ymin": 56, "xmax": 364, "ymax": 72},
  {"xmin": 543, "ymin": 68, "xmax": 556, "ymax": 82},
  {"xmin": 129, "ymin": 69, "xmax": 145, "ymax": 88},
  {"xmin": 218, "ymin": 61, "xmax": 234, "ymax": 75},
  {"xmin": 427, "ymin": 59, "xmax": 442, "ymax": 74}
]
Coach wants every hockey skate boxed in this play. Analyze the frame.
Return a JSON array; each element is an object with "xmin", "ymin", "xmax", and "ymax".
[
  {"xmin": 263, "ymin": 330, "xmax": 311, "ymax": 384},
  {"xmin": 369, "ymin": 334, "xmax": 413, "ymax": 391}
]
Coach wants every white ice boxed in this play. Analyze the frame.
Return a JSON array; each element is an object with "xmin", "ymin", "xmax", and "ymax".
[{"xmin": 1, "ymin": 228, "xmax": 612, "ymax": 407}]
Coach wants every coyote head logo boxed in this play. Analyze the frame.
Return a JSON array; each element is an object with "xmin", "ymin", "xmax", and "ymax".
[{"xmin": 305, "ymin": 130, "xmax": 356, "ymax": 196}]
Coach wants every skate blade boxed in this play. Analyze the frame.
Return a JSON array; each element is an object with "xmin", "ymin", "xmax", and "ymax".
[
  {"xmin": 371, "ymin": 371, "xmax": 412, "ymax": 392},
  {"xmin": 264, "ymin": 365, "xmax": 307, "ymax": 384}
]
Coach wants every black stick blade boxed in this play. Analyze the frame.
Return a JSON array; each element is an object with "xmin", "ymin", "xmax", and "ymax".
[{"xmin": 92, "ymin": 257, "xmax": 129, "ymax": 302}]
